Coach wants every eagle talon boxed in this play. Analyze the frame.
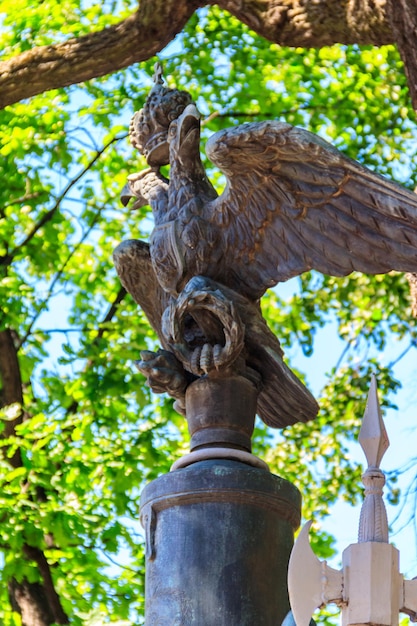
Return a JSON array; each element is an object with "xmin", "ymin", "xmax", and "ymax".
[
  {"xmin": 187, "ymin": 342, "xmax": 226, "ymax": 375},
  {"xmin": 190, "ymin": 346, "xmax": 203, "ymax": 376},
  {"xmin": 200, "ymin": 343, "xmax": 213, "ymax": 374},
  {"xmin": 213, "ymin": 344, "xmax": 223, "ymax": 369},
  {"xmin": 135, "ymin": 349, "xmax": 189, "ymax": 406}
]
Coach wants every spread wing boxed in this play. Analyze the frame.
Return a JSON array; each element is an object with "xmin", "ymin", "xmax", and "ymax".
[
  {"xmin": 113, "ymin": 239, "xmax": 170, "ymax": 341},
  {"xmin": 205, "ymin": 121, "xmax": 417, "ymax": 300}
]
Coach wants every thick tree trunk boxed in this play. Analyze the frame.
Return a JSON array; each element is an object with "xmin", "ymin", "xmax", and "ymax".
[
  {"xmin": 386, "ymin": 0, "xmax": 417, "ymax": 109},
  {"xmin": 0, "ymin": 287, "xmax": 125, "ymax": 623},
  {"xmin": 0, "ymin": 329, "xmax": 24, "ymax": 467},
  {"xmin": 8, "ymin": 580, "xmax": 62, "ymax": 626},
  {"xmin": 0, "ymin": 0, "xmax": 395, "ymax": 110},
  {"xmin": 218, "ymin": 0, "xmax": 391, "ymax": 47},
  {"xmin": 0, "ymin": 329, "xmax": 69, "ymax": 625}
]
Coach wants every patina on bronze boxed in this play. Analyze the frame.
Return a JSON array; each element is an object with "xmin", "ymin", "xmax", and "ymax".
[
  {"xmin": 140, "ymin": 460, "xmax": 300, "ymax": 626},
  {"xmin": 113, "ymin": 64, "xmax": 417, "ymax": 625}
]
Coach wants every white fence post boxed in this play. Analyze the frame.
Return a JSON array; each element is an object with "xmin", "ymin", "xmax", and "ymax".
[{"xmin": 288, "ymin": 374, "xmax": 417, "ymax": 626}]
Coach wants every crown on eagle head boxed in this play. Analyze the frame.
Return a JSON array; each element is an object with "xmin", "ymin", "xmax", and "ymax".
[{"xmin": 129, "ymin": 62, "xmax": 193, "ymax": 167}]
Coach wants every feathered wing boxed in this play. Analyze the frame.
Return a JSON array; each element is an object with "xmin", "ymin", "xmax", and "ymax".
[
  {"xmin": 113, "ymin": 239, "xmax": 170, "ymax": 341},
  {"xmin": 238, "ymin": 300, "xmax": 319, "ymax": 427},
  {"xmin": 205, "ymin": 121, "xmax": 417, "ymax": 299}
]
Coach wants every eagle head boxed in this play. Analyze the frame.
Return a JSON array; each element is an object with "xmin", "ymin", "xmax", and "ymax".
[{"xmin": 168, "ymin": 103, "xmax": 201, "ymax": 167}]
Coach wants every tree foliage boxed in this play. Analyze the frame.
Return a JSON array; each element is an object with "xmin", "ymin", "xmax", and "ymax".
[{"xmin": 1, "ymin": 3, "xmax": 417, "ymax": 624}]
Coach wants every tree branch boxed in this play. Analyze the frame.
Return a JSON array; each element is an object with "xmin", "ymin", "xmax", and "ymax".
[
  {"xmin": 0, "ymin": 0, "xmax": 395, "ymax": 111},
  {"xmin": 65, "ymin": 285, "xmax": 126, "ymax": 416},
  {"xmin": 95, "ymin": 286, "xmax": 127, "ymax": 341},
  {"xmin": 17, "ymin": 200, "xmax": 107, "ymax": 350},
  {"xmin": 1, "ymin": 135, "xmax": 124, "ymax": 268},
  {"xmin": 217, "ymin": 0, "xmax": 391, "ymax": 47},
  {"xmin": 388, "ymin": 338, "xmax": 417, "ymax": 368},
  {"xmin": 386, "ymin": 0, "xmax": 417, "ymax": 109},
  {"xmin": 2, "ymin": 192, "xmax": 44, "ymax": 212},
  {"xmin": 0, "ymin": 0, "xmax": 202, "ymax": 109},
  {"xmin": 202, "ymin": 99, "xmax": 361, "ymax": 124}
]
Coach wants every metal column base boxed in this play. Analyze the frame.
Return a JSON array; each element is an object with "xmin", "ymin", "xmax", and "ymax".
[{"xmin": 140, "ymin": 459, "xmax": 301, "ymax": 625}]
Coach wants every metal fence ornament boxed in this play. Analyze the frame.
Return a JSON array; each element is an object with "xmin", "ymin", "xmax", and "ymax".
[
  {"xmin": 287, "ymin": 375, "xmax": 417, "ymax": 626},
  {"xmin": 114, "ymin": 64, "xmax": 417, "ymax": 431}
]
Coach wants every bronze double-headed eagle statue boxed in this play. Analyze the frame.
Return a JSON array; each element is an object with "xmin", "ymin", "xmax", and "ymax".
[{"xmin": 114, "ymin": 64, "xmax": 417, "ymax": 430}]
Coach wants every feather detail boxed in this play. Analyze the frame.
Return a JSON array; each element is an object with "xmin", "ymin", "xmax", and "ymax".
[
  {"xmin": 204, "ymin": 121, "xmax": 417, "ymax": 297},
  {"xmin": 113, "ymin": 239, "xmax": 170, "ymax": 341}
]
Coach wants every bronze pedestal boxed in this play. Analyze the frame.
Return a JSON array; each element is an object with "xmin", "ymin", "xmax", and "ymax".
[{"xmin": 140, "ymin": 459, "xmax": 300, "ymax": 625}]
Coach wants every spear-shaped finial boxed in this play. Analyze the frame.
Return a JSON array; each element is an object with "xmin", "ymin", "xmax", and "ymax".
[
  {"xmin": 359, "ymin": 373, "xmax": 389, "ymax": 468},
  {"xmin": 358, "ymin": 374, "xmax": 389, "ymax": 543}
]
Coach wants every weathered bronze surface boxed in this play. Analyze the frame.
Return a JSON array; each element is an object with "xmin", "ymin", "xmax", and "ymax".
[
  {"xmin": 140, "ymin": 459, "xmax": 301, "ymax": 625},
  {"xmin": 185, "ymin": 375, "xmax": 257, "ymax": 452},
  {"xmin": 114, "ymin": 64, "xmax": 417, "ymax": 431}
]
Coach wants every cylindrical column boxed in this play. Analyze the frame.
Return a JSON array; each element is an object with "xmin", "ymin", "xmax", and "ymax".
[
  {"xmin": 140, "ymin": 459, "xmax": 301, "ymax": 625},
  {"xmin": 185, "ymin": 375, "xmax": 258, "ymax": 452}
]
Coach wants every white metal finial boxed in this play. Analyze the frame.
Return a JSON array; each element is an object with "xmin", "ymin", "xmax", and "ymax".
[
  {"xmin": 358, "ymin": 374, "xmax": 389, "ymax": 543},
  {"xmin": 358, "ymin": 373, "xmax": 389, "ymax": 468}
]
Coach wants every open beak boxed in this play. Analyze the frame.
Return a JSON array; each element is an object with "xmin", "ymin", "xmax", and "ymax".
[
  {"xmin": 121, "ymin": 181, "xmax": 135, "ymax": 207},
  {"xmin": 120, "ymin": 171, "xmax": 150, "ymax": 210},
  {"xmin": 120, "ymin": 181, "xmax": 146, "ymax": 210},
  {"xmin": 177, "ymin": 104, "xmax": 201, "ymax": 149}
]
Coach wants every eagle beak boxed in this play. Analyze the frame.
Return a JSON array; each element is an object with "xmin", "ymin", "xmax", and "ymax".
[
  {"xmin": 120, "ymin": 170, "xmax": 155, "ymax": 210},
  {"xmin": 120, "ymin": 175, "xmax": 148, "ymax": 210},
  {"xmin": 121, "ymin": 181, "xmax": 134, "ymax": 207},
  {"xmin": 177, "ymin": 103, "xmax": 201, "ymax": 148}
]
